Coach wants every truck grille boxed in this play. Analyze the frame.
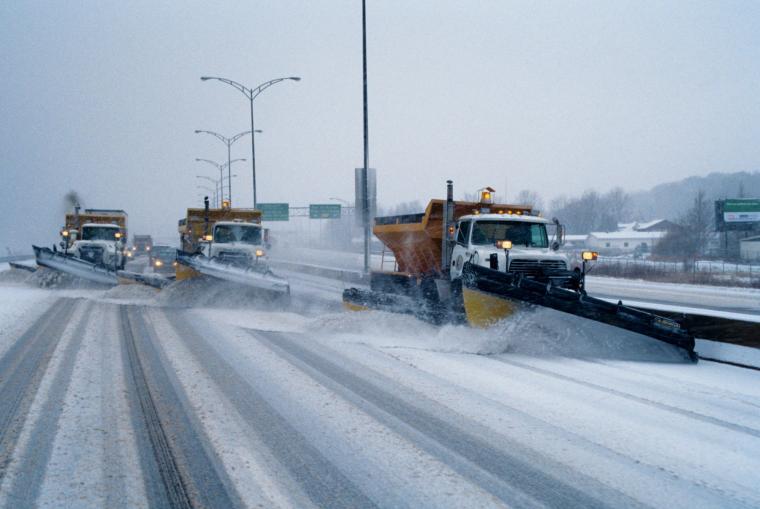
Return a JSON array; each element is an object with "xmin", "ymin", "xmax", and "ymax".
[
  {"xmin": 80, "ymin": 246, "xmax": 104, "ymax": 265},
  {"xmin": 508, "ymin": 259, "xmax": 567, "ymax": 276},
  {"xmin": 217, "ymin": 251, "xmax": 251, "ymax": 266}
]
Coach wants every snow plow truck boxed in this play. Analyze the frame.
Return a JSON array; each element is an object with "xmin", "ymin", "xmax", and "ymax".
[
  {"xmin": 343, "ymin": 181, "xmax": 698, "ymax": 360},
  {"xmin": 33, "ymin": 207, "xmax": 128, "ymax": 285},
  {"xmin": 175, "ymin": 198, "xmax": 289, "ymax": 294}
]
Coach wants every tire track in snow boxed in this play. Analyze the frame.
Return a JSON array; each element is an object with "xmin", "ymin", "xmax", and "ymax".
[
  {"xmin": 162, "ymin": 310, "xmax": 378, "ymax": 509},
  {"xmin": 2, "ymin": 299, "xmax": 93, "ymax": 507},
  {"xmin": 0, "ymin": 298, "xmax": 75, "ymax": 480},
  {"xmin": 489, "ymin": 356, "xmax": 760, "ymax": 439},
  {"xmin": 250, "ymin": 329, "xmax": 641, "ymax": 509},
  {"xmin": 121, "ymin": 306, "xmax": 242, "ymax": 509}
]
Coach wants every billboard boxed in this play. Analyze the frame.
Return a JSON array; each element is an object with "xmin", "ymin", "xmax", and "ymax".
[
  {"xmin": 258, "ymin": 203, "xmax": 290, "ymax": 221},
  {"xmin": 715, "ymin": 199, "xmax": 760, "ymax": 231}
]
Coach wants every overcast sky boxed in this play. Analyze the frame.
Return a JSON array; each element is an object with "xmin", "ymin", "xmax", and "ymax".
[{"xmin": 2, "ymin": 0, "xmax": 760, "ymax": 251}]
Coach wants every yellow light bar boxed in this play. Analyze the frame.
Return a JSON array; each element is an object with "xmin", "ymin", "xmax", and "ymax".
[
  {"xmin": 496, "ymin": 240, "xmax": 513, "ymax": 250},
  {"xmin": 478, "ymin": 187, "xmax": 495, "ymax": 205},
  {"xmin": 582, "ymin": 251, "xmax": 598, "ymax": 261}
]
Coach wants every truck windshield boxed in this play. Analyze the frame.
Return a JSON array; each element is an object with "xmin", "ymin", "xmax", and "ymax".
[
  {"xmin": 82, "ymin": 226, "xmax": 120, "ymax": 241},
  {"xmin": 214, "ymin": 224, "xmax": 262, "ymax": 245},
  {"xmin": 470, "ymin": 220, "xmax": 548, "ymax": 248}
]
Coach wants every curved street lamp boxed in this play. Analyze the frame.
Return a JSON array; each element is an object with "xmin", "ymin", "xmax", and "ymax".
[
  {"xmin": 196, "ymin": 175, "xmax": 220, "ymax": 206},
  {"xmin": 195, "ymin": 129, "xmax": 260, "ymax": 205},
  {"xmin": 196, "ymin": 185, "xmax": 216, "ymax": 207},
  {"xmin": 201, "ymin": 75, "xmax": 300, "ymax": 207},
  {"xmin": 195, "ymin": 157, "xmax": 246, "ymax": 203}
]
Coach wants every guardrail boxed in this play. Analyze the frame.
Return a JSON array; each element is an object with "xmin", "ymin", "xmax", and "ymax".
[{"xmin": 269, "ymin": 260, "xmax": 368, "ymax": 285}]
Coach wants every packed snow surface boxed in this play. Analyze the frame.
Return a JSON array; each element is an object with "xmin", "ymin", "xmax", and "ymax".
[{"xmin": 1, "ymin": 262, "xmax": 759, "ymax": 507}]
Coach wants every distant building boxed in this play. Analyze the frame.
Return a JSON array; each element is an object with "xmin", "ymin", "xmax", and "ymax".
[
  {"xmin": 567, "ymin": 219, "xmax": 674, "ymax": 254},
  {"xmin": 616, "ymin": 219, "xmax": 679, "ymax": 233},
  {"xmin": 739, "ymin": 235, "xmax": 760, "ymax": 261},
  {"xmin": 587, "ymin": 231, "xmax": 667, "ymax": 254},
  {"xmin": 563, "ymin": 234, "xmax": 588, "ymax": 249}
]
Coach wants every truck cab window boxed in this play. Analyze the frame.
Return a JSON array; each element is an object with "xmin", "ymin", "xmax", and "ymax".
[{"xmin": 456, "ymin": 221, "xmax": 470, "ymax": 245}]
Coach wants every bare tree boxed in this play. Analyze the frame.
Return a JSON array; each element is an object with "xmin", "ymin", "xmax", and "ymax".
[
  {"xmin": 514, "ymin": 189, "xmax": 544, "ymax": 212},
  {"xmin": 654, "ymin": 190, "xmax": 712, "ymax": 263}
]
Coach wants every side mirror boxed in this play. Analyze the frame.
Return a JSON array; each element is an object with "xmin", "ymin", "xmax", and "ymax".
[
  {"xmin": 552, "ymin": 218, "xmax": 566, "ymax": 247},
  {"xmin": 551, "ymin": 241, "xmax": 560, "ymax": 251}
]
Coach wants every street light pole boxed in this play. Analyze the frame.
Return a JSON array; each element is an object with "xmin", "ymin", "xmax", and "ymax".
[
  {"xmin": 195, "ymin": 157, "xmax": 245, "ymax": 205},
  {"xmin": 196, "ymin": 185, "xmax": 215, "ymax": 207},
  {"xmin": 201, "ymin": 75, "xmax": 301, "ymax": 207},
  {"xmin": 361, "ymin": 0, "xmax": 371, "ymax": 274},
  {"xmin": 195, "ymin": 130, "xmax": 255, "ymax": 205}
]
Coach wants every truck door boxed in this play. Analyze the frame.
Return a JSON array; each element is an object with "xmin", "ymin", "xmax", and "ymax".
[{"xmin": 450, "ymin": 220, "xmax": 471, "ymax": 279}]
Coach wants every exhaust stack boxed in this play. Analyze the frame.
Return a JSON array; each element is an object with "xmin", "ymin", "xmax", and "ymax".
[{"xmin": 441, "ymin": 180, "xmax": 454, "ymax": 274}]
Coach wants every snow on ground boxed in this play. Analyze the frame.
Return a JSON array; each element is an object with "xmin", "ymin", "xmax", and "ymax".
[
  {"xmin": 1, "ymin": 258, "xmax": 760, "ymax": 507},
  {"xmin": 175, "ymin": 306, "xmax": 760, "ymax": 508},
  {"xmin": 696, "ymin": 339, "xmax": 760, "ymax": 368},
  {"xmin": 0, "ymin": 284, "xmax": 56, "ymax": 358},
  {"xmin": 586, "ymin": 275, "xmax": 760, "ymax": 315}
]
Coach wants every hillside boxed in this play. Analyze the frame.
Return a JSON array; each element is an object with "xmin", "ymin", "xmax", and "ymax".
[{"xmin": 628, "ymin": 171, "xmax": 760, "ymax": 221}]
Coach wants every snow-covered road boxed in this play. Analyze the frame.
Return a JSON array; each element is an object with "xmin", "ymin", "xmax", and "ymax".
[{"xmin": 0, "ymin": 268, "xmax": 758, "ymax": 508}]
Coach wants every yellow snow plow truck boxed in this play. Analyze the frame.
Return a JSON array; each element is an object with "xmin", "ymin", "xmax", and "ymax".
[
  {"xmin": 175, "ymin": 198, "xmax": 289, "ymax": 294},
  {"xmin": 33, "ymin": 207, "xmax": 128, "ymax": 285},
  {"xmin": 343, "ymin": 181, "xmax": 697, "ymax": 360}
]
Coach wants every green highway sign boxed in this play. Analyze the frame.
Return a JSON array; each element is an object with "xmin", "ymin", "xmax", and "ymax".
[
  {"xmin": 309, "ymin": 204, "xmax": 341, "ymax": 219},
  {"xmin": 258, "ymin": 203, "xmax": 290, "ymax": 221},
  {"xmin": 724, "ymin": 199, "xmax": 760, "ymax": 213}
]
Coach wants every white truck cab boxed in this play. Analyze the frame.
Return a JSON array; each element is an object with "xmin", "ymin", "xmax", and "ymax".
[
  {"xmin": 450, "ymin": 213, "xmax": 569, "ymax": 280},
  {"xmin": 70, "ymin": 223, "xmax": 126, "ymax": 269},
  {"xmin": 207, "ymin": 220, "xmax": 267, "ymax": 267}
]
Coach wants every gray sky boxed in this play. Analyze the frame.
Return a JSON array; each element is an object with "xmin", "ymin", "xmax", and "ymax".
[{"xmin": 2, "ymin": 0, "xmax": 760, "ymax": 251}]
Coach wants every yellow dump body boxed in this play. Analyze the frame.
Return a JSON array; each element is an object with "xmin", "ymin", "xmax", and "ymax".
[
  {"xmin": 176, "ymin": 207, "xmax": 262, "ymax": 280},
  {"xmin": 64, "ymin": 210, "xmax": 128, "ymax": 237},
  {"xmin": 373, "ymin": 200, "xmax": 532, "ymax": 276},
  {"xmin": 179, "ymin": 208, "xmax": 262, "ymax": 252}
]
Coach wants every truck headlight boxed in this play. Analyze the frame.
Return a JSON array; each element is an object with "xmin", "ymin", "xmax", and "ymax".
[
  {"xmin": 154, "ymin": 260, "xmax": 163, "ymax": 267},
  {"xmin": 255, "ymin": 249, "xmax": 265, "ymax": 257}
]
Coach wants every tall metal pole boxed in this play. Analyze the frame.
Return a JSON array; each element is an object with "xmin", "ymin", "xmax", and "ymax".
[
  {"xmin": 219, "ymin": 166, "xmax": 224, "ymax": 203},
  {"xmin": 362, "ymin": 0, "xmax": 370, "ymax": 274},
  {"xmin": 250, "ymin": 96, "xmax": 257, "ymax": 208},
  {"xmin": 227, "ymin": 140, "xmax": 232, "ymax": 205}
]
